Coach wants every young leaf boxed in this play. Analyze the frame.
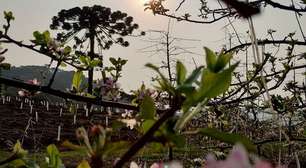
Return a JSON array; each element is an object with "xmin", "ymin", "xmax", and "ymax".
[
  {"xmin": 146, "ymin": 63, "xmax": 174, "ymax": 94},
  {"xmin": 60, "ymin": 62, "xmax": 67, "ymax": 67},
  {"xmin": 72, "ymin": 70, "xmax": 84, "ymax": 91},
  {"xmin": 214, "ymin": 52, "xmax": 233, "ymax": 72},
  {"xmin": 120, "ymin": 59, "xmax": 128, "ymax": 65},
  {"xmin": 33, "ymin": 31, "xmax": 44, "ymax": 45},
  {"xmin": 145, "ymin": 63, "xmax": 168, "ymax": 82},
  {"xmin": 43, "ymin": 31, "xmax": 51, "ymax": 44},
  {"xmin": 176, "ymin": 61, "xmax": 187, "ymax": 85},
  {"xmin": 141, "ymin": 119, "xmax": 156, "ymax": 133},
  {"xmin": 63, "ymin": 46, "xmax": 71, "ymax": 56},
  {"xmin": 103, "ymin": 141, "xmax": 130, "ymax": 157},
  {"xmin": 199, "ymin": 62, "xmax": 238, "ymax": 99},
  {"xmin": 13, "ymin": 140, "xmax": 28, "ymax": 159},
  {"xmin": 46, "ymin": 144, "xmax": 64, "ymax": 168},
  {"xmin": 176, "ymin": 84, "xmax": 195, "ymax": 95},
  {"xmin": 79, "ymin": 56, "xmax": 88, "ymax": 65},
  {"xmin": 183, "ymin": 66, "xmax": 203, "ymax": 85},
  {"xmin": 165, "ymin": 133, "xmax": 186, "ymax": 148},
  {"xmin": 90, "ymin": 59, "xmax": 101, "ymax": 67},
  {"xmin": 109, "ymin": 57, "xmax": 117, "ymax": 65},
  {"xmin": 175, "ymin": 99, "xmax": 207, "ymax": 130},
  {"xmin": 139, "ymin": 95, "xmax": 156, "ymax": 120},
  {"xmin": 198, "ymin": 128, "xmax": 256, "ymax": 152},
  {"xmin": 61, "ymin": 140, "xmax": 85, "ymax": 151},
  {"xmin": 77, "ymin": 160, "xmax": 91, "ymax": 168},
  {"xmin": 204, "ymin": 47, "xmax": 217, "ymax": 72}
]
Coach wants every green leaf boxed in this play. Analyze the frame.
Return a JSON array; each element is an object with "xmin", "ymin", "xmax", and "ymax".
[
  {"xmin": 141, "ymin": 119, "xmax": 155, "ymax": 133},
  {"xmin": 214, "ymin": 52, "xmax": 233, "ymax": 72},
  {"xmin": 33, "ymin": 31, "xmax": 44, "ymax": 45},
  {"xmin": 176, "ymin": 84, "xmax": 195, "ymax": 95},
  {"xmin": 198, "ymin": 128, "xmax": 256, "ymax": 152},
  {"xmin": 199, "ymin": 62, "xmax": 238, "ymax": 99},
  {"xmin": 61, "ymin": 140, "xmax": 85, "ymax": 151},
  {"xmin": 204, "ymin": 47, "xmax": 217, "ymax": 72},
  {"xmin": 79, "ymin": 56, "xmax": 88, "ymax": 65},
  {"xmin": 90, "ymin": 59, "xmax": 101, "ymax": 67},
  {"xmin": 166, "ymin": 133, "xmax": 186, "ymax": 148},
  {"xmin": 176, "ymin": 61, "xmax": 187, "ymax": 85},
  {"xmin": 109, "ymin": 57, "xmax": 117, "ymax": 65},
  {"xmin": 111, "ymin": 120, "xmax": 125, "ymax": 131},
  {"xmin": 183, "ymin": 66, "xmax": 203, "ymax": 85},
  {"xmin": 175, "ymin": 99, "xmax": 207, "ymax": 130},
  {"xmin": 139, "ymin": 95, "xmax": 156, "ymax": 120},
  {"xmin": 121, "ymin": 59, "xmax": 128, "ymax": 65},
  {"xmin": 46, "ymin": 144, "xmax": 64, "ymax": 168},
  {"xmin": 77, "ymin": 160, "xmax": 91, "ymax": 168},
  {"xmin": 181, "ymin": 92, "xmax": 198, "ymax": 112},
  {"xmin": 43, "ymin": 31, "xmax": 51, "ymax": 44},
  {"xmin": 63, "ymin": 46, "xmax": 71, "ymax": 55},
  {"xmin": 103, "ymin": 141, "xmax": 130, "ymax": 157},
  {"xmin": 32, "ymin": 30, "xmax": 50, "ymax": 45},
  {"xmin": 33, "ymin": 31, "xmax": 40, "ymax": 39},
  {"xmin": 13, "ymin": 140, "xmax": 28, "ymax": 159},
  {"xmin": 9, "ymin": 159, "xmax": 27, "ymax": 167},
  {"xmin": 60, "ymin": 62, "xmax": 67, "ymax": 67},
  {"xmin": 145, "ymin": 63, "xmax": 174, "ymax": 94},
  {"xmin": 72, "ymin": 70, "xmax": 84, "ymax": 92}
]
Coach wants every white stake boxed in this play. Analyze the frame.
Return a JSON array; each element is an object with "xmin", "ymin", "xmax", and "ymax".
[
  {"xmin": 107, "ymin": 107, "xmax": 112, "ymax": 115},
  {"xmin": 30, "ymin": 105, "xmax": 33, "ymax": 114},
  {"xmin": 59, "ymin": 108, "xmax": 62, "ymax": 117},
  {"xmin": 20, "ymin": 102, "xmax": 23, "ymax": 109},
  {"xmin": 106, "ymin": 116, "xmax": 109, "ymax": 127},
  {"xmin": 46, "ymin": 101, "xmax": 49, "ymax": 111},
  {"xmin": 35, "ymin": 112, "xmax": 38, "ymax": 122},
  {"xmin": 73, "ymin": 114, "xmax": 76, "ymax": 124},
  {"xmin": 90, "ymin": 105, "xmax": 93, "ymax": 113},
  {"xmin": 57, "ymin": 125, "xmax": 61, "ymax": 141},
  {"xmin": 85, "ymin": 108, "xmax": 89, "ymax": 117}
]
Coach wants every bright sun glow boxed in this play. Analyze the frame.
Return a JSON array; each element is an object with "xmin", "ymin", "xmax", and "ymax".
[{"xmin": 142, "ymin": 0, "xmax": 151, "ymax": 4}]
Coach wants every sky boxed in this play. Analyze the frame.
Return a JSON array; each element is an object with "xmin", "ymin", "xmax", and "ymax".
[{"xmin": 0, "ymin": 0, "xmax": 305, "ymax": 92}]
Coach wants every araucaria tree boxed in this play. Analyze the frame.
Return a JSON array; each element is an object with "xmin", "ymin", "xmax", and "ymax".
[{"xmin": 50, "ymin": 5, "xmax": 142, "ymax": 94}]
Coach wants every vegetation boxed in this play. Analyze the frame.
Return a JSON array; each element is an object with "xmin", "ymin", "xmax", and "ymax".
[{"xmin": 0, "ymin": 0, "xmax": 305, "ymax": 168}]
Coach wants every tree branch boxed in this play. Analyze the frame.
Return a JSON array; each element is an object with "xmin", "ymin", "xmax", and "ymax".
[
  {"xmin": 225, "ymin": 39, "xmax": 306, "ymax": 54},
  {"xmin": 0, "ymin": 77, "xmax": 139, "ymax": 110}
]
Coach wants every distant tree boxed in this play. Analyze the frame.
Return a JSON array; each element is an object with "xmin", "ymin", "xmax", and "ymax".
[
  {"xmin": 50, "ymin": 5, "xmax": 143, "ymax": 94},
  {"xmin": 140, "ymin": 20, "xmax": 200, "ymax": 83}
]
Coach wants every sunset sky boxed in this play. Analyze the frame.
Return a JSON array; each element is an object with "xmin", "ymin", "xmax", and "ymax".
[{"xmin": 0, "ymin": 0, "xmax": 305, "ymax": 91}]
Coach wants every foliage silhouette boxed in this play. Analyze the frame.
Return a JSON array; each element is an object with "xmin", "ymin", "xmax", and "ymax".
[{"xmin": 50, "ymin": 5, "xmax": 143, "ymax": 94}]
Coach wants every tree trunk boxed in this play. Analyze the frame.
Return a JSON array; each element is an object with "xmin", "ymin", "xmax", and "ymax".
[{"xmin": 88, "ymin": 27, "xmax": 95, "ymax": 95}]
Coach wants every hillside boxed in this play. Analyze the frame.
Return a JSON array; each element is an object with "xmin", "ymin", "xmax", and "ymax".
[{"xmin": 2, "ymin": 65, "xmax": 74, "ymax": 91}]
